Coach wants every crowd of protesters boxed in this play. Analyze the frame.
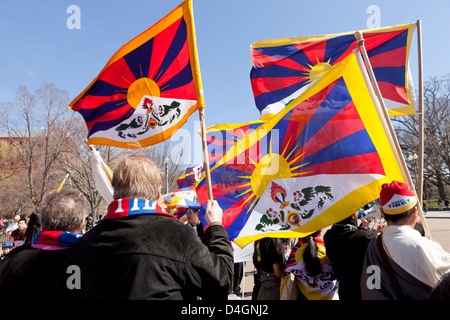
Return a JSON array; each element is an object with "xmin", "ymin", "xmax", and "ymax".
[{"xmin": 0, "ymin": 154, "xmax": 449, "ymax": 300}]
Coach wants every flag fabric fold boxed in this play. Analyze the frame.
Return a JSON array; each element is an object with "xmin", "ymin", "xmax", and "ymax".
[
  {"xmin": 90, "ymin": 149, "xmax": 114, "ymax": 204},
  {"xmin": 197, "ymin": 52, "xmax": 404, "ymax": 248},
  {"xmin": 70, "ymin": 0, "xmax": 204, "ymax": 148},
  {"xmin": 251, "ymin": 23, "xmax": 416, "ymax": 119}
]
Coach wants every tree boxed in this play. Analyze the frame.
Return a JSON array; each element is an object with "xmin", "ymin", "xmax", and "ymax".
[
  {"xmin": 0, "ymin": 82, "xmax": 196, "ymax": 217},
  {"xmin": 60, "ymin": 118, "xmax": 121, "ymax": 218},
  {"xmin": 394, "ymin": 75, "xmax": 450, "ymax": 200},
  {"xmin": 140, "ymin": 139, "xmax": 190, "ymax": 194},
  {"xmin": 0, "ymin": 139, "xmax": 21, "ymax": 182},
  {"xmin": 0, "ymin": 83, "xmax": 76, "ymax": 211}
]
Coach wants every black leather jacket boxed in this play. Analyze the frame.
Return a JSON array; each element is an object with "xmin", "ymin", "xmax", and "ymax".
[{"xmin": 54, "ymin": 214, "xmax": 233, "ymax": 300}]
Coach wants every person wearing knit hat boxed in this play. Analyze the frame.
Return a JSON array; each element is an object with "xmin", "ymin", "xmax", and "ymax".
[
  {"xmin": 361, "ymin": 180, "xmax": 450, "ymax": 300},
  {"xmin": 380, "ymin": 180, "xmax": 417, "ymax": 216}
]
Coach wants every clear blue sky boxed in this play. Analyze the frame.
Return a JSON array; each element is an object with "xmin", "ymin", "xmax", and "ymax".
[{"xmin": 0, "ymin": 0, "xmax": 448, "ymax": 163}]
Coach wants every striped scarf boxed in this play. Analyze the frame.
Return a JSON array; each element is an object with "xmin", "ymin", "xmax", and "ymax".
[
  {"xmin": 105, "ymin": 198, "xmax": 177, "ymax": 220},
  {"xmin": 32, "ymin": 230, "xmax": 81, "ymax": 247}
]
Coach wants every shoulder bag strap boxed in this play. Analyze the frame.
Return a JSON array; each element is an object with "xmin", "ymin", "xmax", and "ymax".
[{"xmin": 376, "ymin": 233, "xmax": 406, "ymax": 300}]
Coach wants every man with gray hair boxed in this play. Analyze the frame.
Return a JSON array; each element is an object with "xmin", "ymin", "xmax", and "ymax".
[
  {"xmin": 0, "ymin": 189, "xmax": 86, "ymax": 299},
  {"xmin": 55, "ymin": 153, "xmax": 234, "ymax": 300}
]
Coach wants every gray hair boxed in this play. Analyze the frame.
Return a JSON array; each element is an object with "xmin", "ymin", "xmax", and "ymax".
[
  {"xmin": 39, "ymin": 189, "xmax": 87, "ymax": 232},
  {"xmin": 112, "ymin": 154, "xmax": 162, "ymax": 201}
]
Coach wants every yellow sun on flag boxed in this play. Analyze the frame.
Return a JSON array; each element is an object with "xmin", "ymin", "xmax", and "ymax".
[
  {"xmin": 233, "ymin": 134, "xmax": 310, "ymax": 214},
  {"xmin": 127, "ymin": 77, "xmax": 161, "ymax": 109},
  {"xmin": 302, "ymin": 58, "xmax": 333, "ymax": 83}
]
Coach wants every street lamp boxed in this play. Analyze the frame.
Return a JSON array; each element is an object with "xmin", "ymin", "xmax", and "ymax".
[{"xmin": 163, "ymin": 157, "xmax": 169, "ymax": 194}]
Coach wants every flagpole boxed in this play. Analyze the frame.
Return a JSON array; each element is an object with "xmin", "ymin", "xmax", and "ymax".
[
  {"xmin": 57, "ymin": 174, "xmax": 70, "ymax": 192},
  {"xmin": 188, "ymin": 0, "xmax": 213, "ymax": 202},
  {"xmin": 198, "ymin": 108, "xmax": 214, "ymax": 201},
  {"xmin": 355, "ymin": 31, "xmax": 431, "ymax": 238},
  {"xmin": 84, "ymin": 138, "xmax": 95, "ymax": 152},
  {"xmin": 416, "ymin": 20, "xmax": 425, "ymax": 207},
  {"xmin": 242, "ymin": 261, "xmax": 246, "ymax": 300}
]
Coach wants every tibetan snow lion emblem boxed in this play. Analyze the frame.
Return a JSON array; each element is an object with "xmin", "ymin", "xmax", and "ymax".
[
  {"xmin": 255, "ymin": 182, "xmax": 334, "ymax": 232},
  {"xmin": 116, "ymin": 97, "xmax": 181, "ymax": 139}
]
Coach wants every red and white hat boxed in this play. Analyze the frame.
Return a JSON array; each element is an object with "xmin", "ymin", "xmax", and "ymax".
[{"xmin": 380, "ymin": 181, "xmax": 417, "ymax": 215}]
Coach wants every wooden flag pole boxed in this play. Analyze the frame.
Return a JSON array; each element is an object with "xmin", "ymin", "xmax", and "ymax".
[
  {"xmin": 355, "ymin": 31, "xmax": 431, "ymax": 238},
  {"xmin": 186, "ymin": 0, "xmax": 213, "ymax": 202},
  {"xmin": 198, "ymin": 108, "xmax": 214, "ymax": 201},
  {"xmin": 416, "ymin": 19, "xmax": 425, "ymax": 206}
]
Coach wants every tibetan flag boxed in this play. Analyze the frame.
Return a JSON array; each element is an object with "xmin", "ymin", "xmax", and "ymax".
[
  {"xmin": 69, "ymin": 0, "xmax": 204, "ymax": 148},
  {"xmin": 164, "ymin": 165, "xmax": 203, "ymax": 218},
  {"xmin": 163, "ymin": 187, "xmax": 200, "ymax": 211},
  {"xmin": 197, "ymin": 52, "xmax": 404, "ymax": 248},
  {"xmin": 163, "ymin": 186, "xmax": 200, "ymax": 220},
  {"xmin": 176, "ymin": 164, "xmax": 203, "ymax": 189},
  {"xmin": 251, "ymin": 23, "xmax": 416, "ymax": 119}
]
